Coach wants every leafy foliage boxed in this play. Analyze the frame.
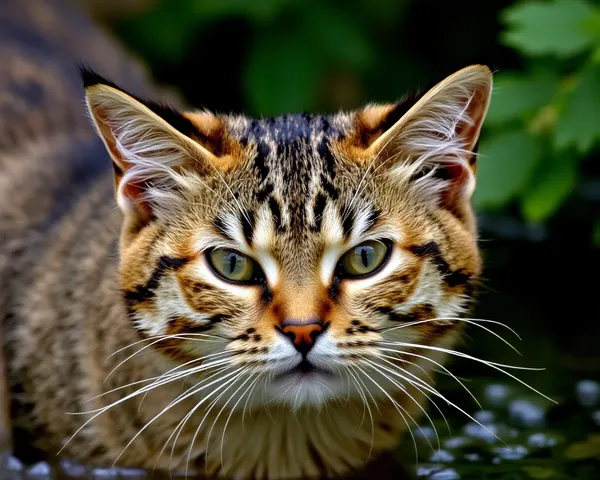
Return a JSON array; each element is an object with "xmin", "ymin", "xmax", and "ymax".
[
  {"xmin": 113, "ymin": 0, "xmax": 600, "ymax": 231},
  {"xmin": 476, "ymin": 0, "xmax": 600, "ymax": 225}
]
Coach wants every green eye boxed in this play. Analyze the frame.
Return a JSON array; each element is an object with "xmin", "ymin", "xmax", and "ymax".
[
  {"xmin": 207, "ymin": 248, "xmax": 262, "ymax": 283},
  {"xmin": 338, "ymin": 240, "xmax": 391, "ymax": 278}
]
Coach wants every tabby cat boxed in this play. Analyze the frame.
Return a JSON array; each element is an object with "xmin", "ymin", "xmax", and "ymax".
[{"xmin": 0, "ymin": 3, "xmax": 494, "ymax": 477}]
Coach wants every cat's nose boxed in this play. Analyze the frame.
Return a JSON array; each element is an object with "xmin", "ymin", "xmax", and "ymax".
[{"xmin": 279, "ymin": 318, "xmax": 325, "ymax": 356}]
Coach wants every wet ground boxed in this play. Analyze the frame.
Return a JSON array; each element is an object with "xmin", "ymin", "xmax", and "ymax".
[
  {"xmin": 2, "ymin": 378, "xmax": 598, "ymax": 479},
  {"xmin": 410, "ymin": 380, "xmax": 600, "ymax": 479}
]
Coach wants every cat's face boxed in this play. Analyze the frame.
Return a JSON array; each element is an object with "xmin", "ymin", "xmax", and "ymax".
[{"xmin": 85, "ymin": 66, "xmax": 492, "ymax": 408}]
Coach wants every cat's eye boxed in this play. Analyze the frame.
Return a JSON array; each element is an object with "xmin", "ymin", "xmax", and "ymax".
[
  {"xmin": 337, "ymin": 240, "xmax": 392, "ymax": 279},
  {"xmin": 207, "ymin": 248, "xmax": 264, "ymax": 284}
]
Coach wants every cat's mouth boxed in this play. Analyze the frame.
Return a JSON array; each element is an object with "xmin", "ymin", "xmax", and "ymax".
[{"xmin": 274, "ymin": 359, "xmax": 333, "ymax": 380}]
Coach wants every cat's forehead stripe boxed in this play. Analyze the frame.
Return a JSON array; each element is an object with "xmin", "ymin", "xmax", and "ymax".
[{"xmin": 224, "ymin": 113, "xmax": 355, "ymax": 236}]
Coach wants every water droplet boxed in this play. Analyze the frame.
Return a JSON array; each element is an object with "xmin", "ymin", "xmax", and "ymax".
[
  {"xmin": 492, "ymin": 445, "xmax": 529, "ymax": 460},
  {"xmin": 430, "ymin": 449, "xmax": 455, "ymax": 463},
  {"xmin": 484, "ymin": 384, "xmax": 510, "ymax": 407},
  {"xmin": 509, "ymin": 399, "xmax": 545, "ymax": 427},
  {"xmin": 528, "ymin": 433, "xmax": 558, "ymax": 448},
  {"xmin": 474, "ymin": 410, "xmax": 495, "ymax": 424},
  {"xmin": 576, "ymin": 380, "xmax": 600, "ymax": 407},
  {"xmin": 463, "ymin": 421, "xmax": 498, "ymax": 443},
  {"xmin": 444, "ymin": 437, "xmax": 469, "ymax": 449},
  {"xmin": 464, "ymin": 453, "xmax": 481, "ymax": 462},
  {"xmin": 430, "ymin": 468, "xmax": 460, "ymax": 479}
]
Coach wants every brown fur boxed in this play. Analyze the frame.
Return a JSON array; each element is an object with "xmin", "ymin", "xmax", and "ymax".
[{"xmin": 0, "ymin": 1, "xmax": 493, "ymax": 478}]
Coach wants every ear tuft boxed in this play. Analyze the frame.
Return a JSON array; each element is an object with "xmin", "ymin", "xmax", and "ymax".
[
  {"xmin": 79, "ymin": 65, "xmax": 122, "ymax": 91},
  {"xmin": 83, "ymin": 74, "xmax": 220, "ymax": 229},
  {"xmin": 363, "ymin": 65, "xmax": 493, "ymax": 220}
]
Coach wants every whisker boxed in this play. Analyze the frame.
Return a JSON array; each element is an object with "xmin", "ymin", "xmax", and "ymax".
[
  {"xmin": 151, "ymin": 366, "xmax": 244, "ymax": 472},
  {"xmin": 186, "ymin": 369, "xmax": 251, "ymax": 478},
  {"xmin": 382, "ymin": 317, "xmax": 522, "ymax": 355},
  {"xmin": 59, "ymin": 361, "xmax": 238, "ymax": 456},
  {"xmin": 77, "ymin": 356, "xmax": 232, "ymax": 410},
  {"xmin": 381, "ymin": 341, "xmax": 556, "ymax": 403},
  {"xmin": 152, "ymin": 367, "xmax": 235, "ymax": 471},
  {"xmin": 364, "ymin": 358, "xmax": 440, "ymax": 453},
  {"xmin": 376, "ymin": 353, "xmax": 451, "ymax": 435},
  {"xmin": 112, "ymin": 367, "xmax": 245, "ymax": 468},
  {"xmin": 138, "ymin": 353, "xmax": 232, "ymax": 409},
  {"xmin": 379, "ymin": 348, "xmax": 482, "ymax": 408},
  {"xmin": 345, "ymin": 365, "xmax": 371, "ymax": 432},
  {"xmin": 242, "ymin": 371, "xmax": 265, "ymax": 430},
  {"xmin": 219, "ymin": 372, "xmax": 264, "ymax": 474},
  {"xmin": 204, "ymin": 371, "xmax": 257, "ymax": 474},
  {"xmin": 353, "ymin": 364, "xmax": 420, "ymax": 464},
  {"xmin": 104, "ymin": 334, "xmax": 225, "ymax": 382},
  {"xmin": 368, "ymin": 357, "xmax": 504, "ymax": 444},
  {"xmin": 107, "ymin": 333, "xmax": 223, "ymax": 360}
]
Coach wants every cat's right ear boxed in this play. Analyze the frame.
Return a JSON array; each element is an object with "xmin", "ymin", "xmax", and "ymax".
[{"xmin": 82, "ymin": 68, "xmax": 219, "ymax": 229}]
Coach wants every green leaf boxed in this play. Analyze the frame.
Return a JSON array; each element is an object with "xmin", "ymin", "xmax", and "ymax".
[
  {"xmin": 303, "ymin": 5, "xmax": 375, "ymax": 70},
  {"xmin": 244, "ymin": 29, "xmax": 323, "ymax": 116},
  {"xmin": 521, "ymin": 152, "xmax": 577, "ymax": 222},
  {"xmin": 116, "ymin": 1, "xmax": 201, "ymax": 62},
  {"xmin": 485, "ymin": 71, "xmax": 560, "ymax": 127},
  {"xmin": 565, "ymin": 434, "xmax": 600, "ymax": 459},
  {"xmin": 191, "ymin": 0, "xmax": 292, "ymax": 22},
  {"xmin": 474, "ymin": 130, "xmax": 543, "ymax": 210},
  {"xmin": 523, "ymin": 466, "xmax": 555, "ymax": 479},
  {"xmin": 500, "ymin": 0, "xmax": 597, "ymax": 57},
  {"xmin": 554, "ymin": 65, "xmax": 600, "ymax": 153}
]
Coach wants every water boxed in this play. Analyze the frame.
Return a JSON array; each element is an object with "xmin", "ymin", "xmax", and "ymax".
[
  {"xmin": 1, "ymin": 380, "xmax": 598, "ymax": 479},
  {"xmin": 410, "ymin": 380, "xmax": 600, "ymax": 479}
]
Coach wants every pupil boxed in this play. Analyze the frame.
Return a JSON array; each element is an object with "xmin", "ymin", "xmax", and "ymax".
[
  {"xmin": 228, "ymin": 253, "xmax": 237, "ymax": 274},
  {"xmin": 360, "ymin": 247, "xmax": 370, "ymax": 268}
]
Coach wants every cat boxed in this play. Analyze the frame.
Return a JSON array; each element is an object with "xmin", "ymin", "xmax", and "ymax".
[{"xmin": 0, "ymin": 1, "xmax": 494, "ymax": 478}]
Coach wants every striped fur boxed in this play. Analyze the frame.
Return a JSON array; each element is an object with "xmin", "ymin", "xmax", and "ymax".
[{"xmin": 0, "ymin": 3, "xmax": 493, "ymax": 477}]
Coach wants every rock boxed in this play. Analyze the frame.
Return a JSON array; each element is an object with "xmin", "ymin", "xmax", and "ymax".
[
  {"xmin": 429, "ymin": 468, "xmax": 460, "ymax": 479},
  {"xmin": 484, "ymin": 384, "xmax": 510, "ymax": 407},
  {"xmin": 26, "ymin": 461, "xmax": 51, "ymax": 477},
  {"xmin": 463, "ymin": 421, "xmax": 498, "ymax": 443},
  {"xmin": 59, "ymin": 458, "xmax": 88, "ymax": 477},
  {"xmin": 6, "ymin": 455, "xmax": 23, "ymax": 471},
  {"xmin": 118, "ymin": 467, "xmax": 148, "ymax": 478},
  {"xmin": 528, "ymin": 433, "xmax": 558, "ymax": 448},
  {"xmin": 443, "ymin": 437, "xmax": 469, "ymax": 449},
  {"xmin": 492, "ymin": 445, "xmax": 529, "ymax": 460},
  {"xmin": 473, "ymin": 410, "xmax": 495, "ymax": 424},
  {"xmin": 416, "ymin": 465, "xmax": 441, "ymax": 477},
  {"xmin": 414, "ymin": 426, "xmax": 437, "ymax": 440},
  {"xmin": 576, "ymin": 380, "xmax": 600, "ymax": 407},
  {"xmin": 592, "ymin": 410, "xmax": 600, "ymax": 427},
  {"xmin": 429, "ymin": 449, "xmax": 455, "ymax": 463},
  {"xmin": 508, "ymin": 399, "xmax": 545, "ymax": 427},
  {"xmin": 91, "ymin": 468, "xmax": 119, "ymax": 479}
]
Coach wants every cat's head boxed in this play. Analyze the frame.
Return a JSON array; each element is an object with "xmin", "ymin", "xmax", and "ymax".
[{"xmin": 84, "ymin": 65, "xmax": 492, "ymax": 407}]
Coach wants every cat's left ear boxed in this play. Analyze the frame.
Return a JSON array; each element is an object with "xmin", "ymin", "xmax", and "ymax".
[
  {"xmin": 362, "ymin": 65, "xmax": 492, "ymax": 216},
  {"xmin": 82, "ymin": 68, "xmax": 225, "ymax": 233}
]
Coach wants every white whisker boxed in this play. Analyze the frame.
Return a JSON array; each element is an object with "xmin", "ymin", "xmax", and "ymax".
[
  {"xmin": 381, "ymin": 341, "xmax": 555, "ymax": 403},
  {"xmin": 353, "ymin": 364, "xmax": 419, "ymax": 464}
]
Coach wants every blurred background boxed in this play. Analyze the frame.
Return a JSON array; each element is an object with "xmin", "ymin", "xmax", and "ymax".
[
  {"xmin": 70, "ymin": 0, "xmax": 600, "ymax": 477},
  {"xmin": 13, "ymin": 0, "xmax": 600, "ymax": 477}
]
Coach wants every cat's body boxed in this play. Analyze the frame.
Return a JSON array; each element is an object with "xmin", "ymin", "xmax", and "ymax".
[{"xmin": 0, "ymin": 1, "xmax": 493, "ymax": 479}]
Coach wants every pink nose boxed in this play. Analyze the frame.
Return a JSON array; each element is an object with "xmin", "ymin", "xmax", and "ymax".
[{"xmin": 280, "ymin": 319, "xmax": 324, "ymax": 355}]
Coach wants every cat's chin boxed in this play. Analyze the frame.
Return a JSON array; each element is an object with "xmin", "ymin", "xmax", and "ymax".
[{"xmin": 269, "ymin": 370, "xmax": 343, "ymax": 407}]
